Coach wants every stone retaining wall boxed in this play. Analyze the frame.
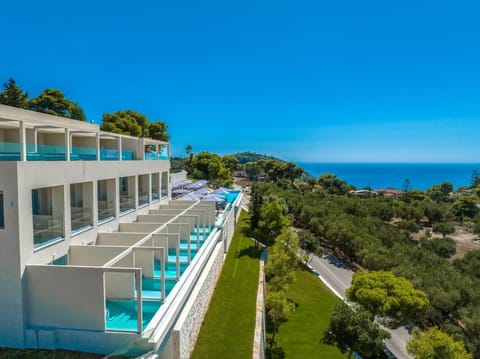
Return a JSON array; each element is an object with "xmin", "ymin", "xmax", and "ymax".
[{"xmin": 170, "ymin": 241, "xmax": 224, "ymax": 359}]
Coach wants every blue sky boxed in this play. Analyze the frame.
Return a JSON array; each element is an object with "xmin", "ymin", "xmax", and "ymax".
[{"xmin": 1, "ymin": 1, "xmax": 479, "ymax": 162}]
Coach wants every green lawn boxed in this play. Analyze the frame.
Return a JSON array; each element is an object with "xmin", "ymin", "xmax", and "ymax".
[
  {"xmin": 270, "ymin": 269, "xmax": 348, "ymax": 359},
  {"xmin": 191, "ymin": 210, "xmax": 261, "ymax": 359}
]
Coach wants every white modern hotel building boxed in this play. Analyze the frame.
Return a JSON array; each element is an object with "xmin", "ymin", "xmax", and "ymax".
[{"xmin": 0, "ymin": 105, "xmax": 241, "ymax": 358}]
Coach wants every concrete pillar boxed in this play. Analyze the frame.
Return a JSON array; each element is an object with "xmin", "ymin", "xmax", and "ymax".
[
  {"xmin": 19, "ymin": 121, "xmax": 26, "ymax": 161},
  {"xmin": 117, "ymin": 136, "xmax": 122, "ymax": 161},
  {"xmin": 96, "ymin": 133, "xmax": 100, "ymax": 161},
  {"xmin": 33, "ymin": 127, "xmax": 38, "ymax": 152},
  {"xmin": 64, "ymin": 128, "xmax": 70, "ymax": 161}
]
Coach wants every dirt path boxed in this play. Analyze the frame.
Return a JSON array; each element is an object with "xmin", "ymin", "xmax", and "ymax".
[{"xmin": 413, "ymin": 226, "xmax": 480, "ymax": 260}]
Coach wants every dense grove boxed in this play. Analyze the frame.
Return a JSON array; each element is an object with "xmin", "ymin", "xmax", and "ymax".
[{"xmin": 251, "ymin": 176, "xmax": 480, "ymax": 357}]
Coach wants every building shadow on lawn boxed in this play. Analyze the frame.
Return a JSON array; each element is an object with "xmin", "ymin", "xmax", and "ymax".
[{"xmin": 235, "ymin": 244, "xmax": 262, "ymax": 259}]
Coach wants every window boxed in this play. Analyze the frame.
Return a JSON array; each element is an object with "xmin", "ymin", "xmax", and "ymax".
[
  {"xmin": 0, "ymin": 192, "xmax": 4, "ymax": 229},
  {"xmin": 138, "ymin": 174, "xmax": 149, "ymax": 206},
  {"xmin": 161, "ymin": 172, "xmax": 168, "ymax": 198},
  {"xmin": 32, "ymin": 186, "xmax": 64, "ymax": 248},
  {"xmin": 70, "ymin": 182, "xmax": 93, "ymax": 233},
  {"xmin": 98, "ymin": 179, "xmax": 115, "ymax": 222},
  {"xmin": 119, "ymin": 176, "xmax": 135, "ymax": 213},
  {"xmin": 151, "ymin": 173, "xmax": 160, "ymax": 201}
]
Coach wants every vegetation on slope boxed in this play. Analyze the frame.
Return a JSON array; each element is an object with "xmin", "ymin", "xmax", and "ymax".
[
  {"xmin": 250, "ymin": 175, "xmax": 480, "ymax": 357},
  {"xmin": 232, "ymin": 151, "xmax": 283, "ymax": 164}
]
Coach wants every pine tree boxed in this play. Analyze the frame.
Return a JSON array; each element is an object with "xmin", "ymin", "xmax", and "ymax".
[{"xmin": 0, "ymin": 78, "xmax": 29, "ymax": 109}]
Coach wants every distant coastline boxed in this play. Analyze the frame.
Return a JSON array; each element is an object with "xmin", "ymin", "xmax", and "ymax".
[{"xmin": 297, "ymin": 162, "xmax": 480, "ymax": 191}]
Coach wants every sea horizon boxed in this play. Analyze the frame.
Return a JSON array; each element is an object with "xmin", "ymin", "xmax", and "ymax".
[{"xmin": 296, "ymin": 162, "xmax": 480, "ymax": 191}]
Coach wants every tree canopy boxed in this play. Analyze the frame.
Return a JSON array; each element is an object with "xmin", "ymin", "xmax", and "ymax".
[
  {"xmin": 187, "ymin": 151, "xmax": 232, "ymax": 187},
  {"xmin": 346, "ymin": 270, "xmax": 429, "ymax": 328},
  {"xmin": 317, "ymin": 173, "xmax": 351, "ymax": 195},
  {"xmin": 28, "ymin": 88, "xmax": 86, "ymax": 121},
  {"xmin": 407, "ymin": 327, "xmax": 472, "ymax": 359},
  {"xmin": 322, "ymin": 302, "xmax": 390, "ymax": 359},
  {"xmin": 432, "ymin": 222, "xmax": 455, "ymax": 239},
  {"xmin": 254, "ymin": 196, "xmax": 290, "ymax": 246},
  {"xmin": 101, "ymin": 110, "xmax": 169, "ymax": 140},
  {"xmin": 0, "ymin": 78, "xmax": 28, "ymax": 109},
  {"xmin": 264, "ymin": 228, "xmax": 299, "ymax": 348}
]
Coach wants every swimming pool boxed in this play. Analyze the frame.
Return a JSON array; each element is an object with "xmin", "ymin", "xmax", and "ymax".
[
  {"xmin": 105, "ymin": 225, "xmax": 212, "ymax": 332},
  {"xmin": 224, "ymin": 190, "xmax": 240, "ymax": 203}
]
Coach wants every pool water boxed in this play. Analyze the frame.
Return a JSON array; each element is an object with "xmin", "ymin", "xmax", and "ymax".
[
  {"xmin": 106, "ymin": 300, "xmax": 161, "ymax": 331},
  {"xmin": 105, "ymin": 225, "xmax": 213, "ymax": 332},
  {"xmin": 224, "ymin": 190, "xmax": 240, "ymax": 203}
]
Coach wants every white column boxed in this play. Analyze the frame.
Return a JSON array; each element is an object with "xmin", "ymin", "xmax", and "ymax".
[
  {"xmin": 96, "ymin": 134, "xmax": 100, "ymax": 161},
  {"xmin": 33, "ymin": 127, "xmax": 38, "ymax": 152},
  {"xmin": 64, "ymin": 128, "xmax": 70, "ymax": 161},
  {"xmin": 117, "ymin": 137, "xmax": 122, "ymax": 161},
  {"xmin": 19, "ymin": 121, "xmax": 26, "ymax": 161}
]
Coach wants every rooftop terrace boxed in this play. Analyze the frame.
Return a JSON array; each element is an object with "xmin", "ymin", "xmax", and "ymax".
[{"xmin": 0, "ymin": 104, "xmax": 169, "ymax": 162}]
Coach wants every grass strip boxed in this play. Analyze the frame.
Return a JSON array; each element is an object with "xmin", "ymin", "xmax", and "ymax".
[
  {"xmin": 192, "ymin": 210, "xmax": 261, "ymax": 359},
  {"xmin": 269, "ymin": 268, "xmax": 348, "ymax": 359}
]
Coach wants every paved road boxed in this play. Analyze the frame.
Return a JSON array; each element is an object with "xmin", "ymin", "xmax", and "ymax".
[{"xmin": 308, "ymin": 252, "xmax": 413, "ymax": 359}]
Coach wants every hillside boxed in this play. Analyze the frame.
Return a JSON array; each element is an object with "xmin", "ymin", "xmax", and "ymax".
[{"xmin": 232, "ymin": 151, "xmax": 284, "ymax": 164}]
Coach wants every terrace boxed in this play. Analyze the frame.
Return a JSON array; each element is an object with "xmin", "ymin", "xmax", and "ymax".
[
  {"xmin": 25, "ymin": 201, "xmax": 217, "ymax": 352},
  {"xmin": 0, "ymin": 105, "xmax": 169, "ymax": 162}
]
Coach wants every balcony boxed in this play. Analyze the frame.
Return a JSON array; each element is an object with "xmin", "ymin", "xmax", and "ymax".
[
  {"xmin": 33, "ymin": 214, "xmax": 64, "ymax": 248},
  {"xmin": 0, "ymin": 139, "xmax": 169, "ymax": 162},
  {"xmin": 98, "ymin": 200, "xmax": 115, "ymax": 222},
  {"xmin": 71, "ymin": 206, "xmax": 93, "ymax": 233},
  {"xmin": 120, "ymin": 195, "xmax": 135, "ymax": 214}
]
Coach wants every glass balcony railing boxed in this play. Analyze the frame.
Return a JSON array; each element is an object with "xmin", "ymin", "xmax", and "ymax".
[
  {"xmin": 27, "ymin": 143, "xmax": 66, "ymax": 161},
  {"xmin": 138, "ymin": 191, "xmax": 149, "ymax": 206},
  {"xmin": 71, "ymin": 206, "xmax": 93, "ymax": 232},
  {"xmin": 145, "ymin": 146, "xmax": 168, "ymax": 160},
  {"xmin": 0, "ymin": 141, "xmax": 20, "ymax": 160},
  {"xmin": 100, "ymin": 149, "xmax": 135, "ymax": 161},
  {"xmin": 0, "ymin": 141, "xmax": 140, "ymax": 161},
  {"xmin": 98, "ymin": 200, "xmax": 115, "ymax": 222},
  {"xmin": 161, "ymin": 188, "xmax": 168, "ymax": 198},
  {"xmin": 71, "ymin": 146, "xmax": 97, "ymax": 161},
  {"xmin": 33, "ymin": 214, "xmax": 64, "ymax": 247},
  {"xmin": 120, "ymin": 195, "xmax": 135, "ymax": 213},
  {"xmin": 158, "ymin": 146, "xmax": 168, "ymax": 160},
  {"xmin": 144, "ymin": 151, "xmax": 157, "ymax": 160}
]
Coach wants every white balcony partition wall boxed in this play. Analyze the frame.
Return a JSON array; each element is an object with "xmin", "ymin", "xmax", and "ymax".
[{"xmin": 26, "ymin": 265, "xmax": 105, "ymax": 331}]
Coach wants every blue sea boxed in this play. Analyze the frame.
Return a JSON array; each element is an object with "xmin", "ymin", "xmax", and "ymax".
[{"xmin": 297, "ymin": 163, "xmax": 480, "ymax": 191}]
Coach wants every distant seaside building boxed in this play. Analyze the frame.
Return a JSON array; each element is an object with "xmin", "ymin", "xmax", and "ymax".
[
  {"xmin": 373, "ymin": 188, "xmax": 403, "ymax": 199},
  {"xmin": 0, "ymin": 105, "xmax": 241, "ymax": 357},
  {"xmin": 349, "ymin": 189, "xmax": 377, "ymax": 197}
]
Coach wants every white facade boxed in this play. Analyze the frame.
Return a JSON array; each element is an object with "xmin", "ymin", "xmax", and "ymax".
[{"xmin": 0, "ymin": 105, "xmax": 242, "ymax": 356}]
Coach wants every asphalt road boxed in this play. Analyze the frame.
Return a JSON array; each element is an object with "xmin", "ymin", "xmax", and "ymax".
[{"xmin": 308, "ymin": 252, "xmax": 413, "ymax": 359}]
